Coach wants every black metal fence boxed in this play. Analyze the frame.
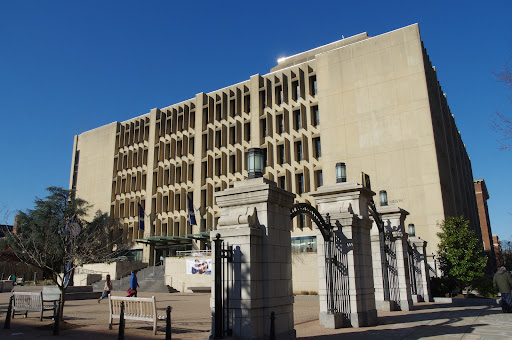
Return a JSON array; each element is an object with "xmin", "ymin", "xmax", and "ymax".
[
  {"xmin": 328, "ymin": 230, "xmax": 351, "ymax": 323},
  {"xmin": 212, "ymin": 234, "xmax": 234, "ymax": 339},
  {"xmin": 384, "ymin": 233, "xmax": 400, "ymax": 308}
]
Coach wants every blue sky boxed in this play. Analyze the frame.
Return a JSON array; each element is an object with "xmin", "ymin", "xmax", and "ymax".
[{"xmin": 1, "ymin": 1, "xmax": 511, "ymax": 240}]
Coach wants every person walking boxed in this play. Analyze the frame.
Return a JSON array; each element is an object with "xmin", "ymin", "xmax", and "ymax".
[
  {"xmin": 127, "ymin": 270, "xmax": 139, "ymax": 297},
  {"xmin": 493, "ymin": 266, "xmax": 512, "ymax": 313},
  {"xmin": 98, "ymin": 274, "xmax": 113, "ymax": 303}
]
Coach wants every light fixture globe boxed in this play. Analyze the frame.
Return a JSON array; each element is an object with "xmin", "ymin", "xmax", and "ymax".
[
  {"xmin": 247, "ymin": 148, "xmax": 264, "ymax": 179},
  {"xmin": 379, "ymin": 190, "xmax": 388, "ymax": 206},
  {"xmin": 335, "ymin": 162, "xmax": 346, "ymax": 183},
  {"xmin": 408, "ymin": 223, "xmax": 415, "ymax": 237}
]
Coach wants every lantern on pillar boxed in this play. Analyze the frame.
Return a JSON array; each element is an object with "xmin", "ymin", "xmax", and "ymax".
[
  {"xmin": 379, "ymin": 190, "xmax": 388, "ymax": 206},
  {"xmin": 247, "ymin": 148, "xmax": 263, "ymax": 179},
  {"xmin": 408, "ymin": 223, "xmax": 415, "ymax": 236},
  {"xmin": 335, "ymin": 162, "xmax": 346, "ymax": 183}
]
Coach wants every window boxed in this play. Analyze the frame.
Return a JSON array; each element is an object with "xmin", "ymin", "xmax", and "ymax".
[
  {"xmin": 230, "ymin": 126, "xmax": 235, "ymax": 144},
  {"xmin": 292, "ymin": 81, "xmax": 300, "ymax": 101},
  {"xmin": 277, "ymin": 144, "xmax": 285, "ymax": 165},
  {"xmin": 316, "ymin": 170, "xmax": 323, "ymax": 189},
  {"xmin": 310, "ymin": 75, "xmax": 317, "ymax": 96},
  {"xmin": 262, "ymin": 148, "xmax": 268, "ymax": 168},
  {"xmin": 296, "ymin": 173, "xmax": 304, "ymax": 194},
  {"xmin": 230, "ymin": 155, "xmax": 236, "ymax": 173},
  {"xmin": 312, "ymin": 106, "xmax": 319, "ymax": 126},
  {"xmin": 313, "ymin": 137, "xmax": 321, "ymax": 159},
  {"xmin": 244, "ymin": 122, "xmax": 250, "ymax": 142},
  {"xmin": 275, "ymin": 86, "xmax": 283, "ymax": 105},
  {"xmin": 215, "ymin": 158, "xmax": 221, "ymax": 176},
  {"xmin": 294, "ymin": 110, "xmax": 302, "ymax": 130},
  {"xmin": 230, "ymin": 100, "xmax": 236, "ymax": 117},
  {"xmin": 244, "ymin": 95, "xmax": 250, "ymax": 113},
  {"xmin": 291, "ymin": 236, "xmax": 317, "ymax": 253},
  {"xmin": 295, "ymin": 141, "xmax": 302, "ymax": 161},
  {"xmin": 276, "ymin": 114, "xmax": 284, "ymax": 134},
  {"xmin": 278, "ymin": 176, "xmax": 286, "ymax": 189},
  {"xmin": 261, "ymin": 118, "xmax": 267, "ymax": 137},
  {"xmin": 215, "ymin": 130, "xmax": 221, "ymax": 148}
]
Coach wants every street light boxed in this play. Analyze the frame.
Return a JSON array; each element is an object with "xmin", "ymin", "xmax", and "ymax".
[
  {"xmin": 379, "ymin": 190, "xmax": 388, "ymax": 206},
  {"xmin": 335, "ymin": 162, "xmax": 346, "ymax": 183},
  {"xmin": 408, "ymin": 223, "xmax": 415, "ymax": 236},
  {"xmin": 247, "ymin": 148, "xmax": 263, "ymax": 179}
]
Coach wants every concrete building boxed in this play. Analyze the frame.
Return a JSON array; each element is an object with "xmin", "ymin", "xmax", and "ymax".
[
  {"xmin": 474, "ymin": 179, "xmax": 496, "ymax": 273},
  {"xmin": 70, "ymin": 24, "xmax": 481, "ymax": 263}
]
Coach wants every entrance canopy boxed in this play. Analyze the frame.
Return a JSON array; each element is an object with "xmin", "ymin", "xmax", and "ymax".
[{"xmin": 136, "ymin": 232, "xmax": 210, "ymax": 249}]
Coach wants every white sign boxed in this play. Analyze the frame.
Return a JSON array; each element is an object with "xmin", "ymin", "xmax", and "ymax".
[{"xmin": 186, "ymin": 259, "xmax": 212, "ymax": 275}]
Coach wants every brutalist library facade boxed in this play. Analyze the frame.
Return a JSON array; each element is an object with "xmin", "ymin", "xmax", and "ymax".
[{"xmin": 70, "ymin": 24, "xmax": 480, "ymax": 263}]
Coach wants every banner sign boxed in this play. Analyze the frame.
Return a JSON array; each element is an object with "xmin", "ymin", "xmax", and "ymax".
[{"xmin": 186, "ymin": 259, "xmax": 212, "ymax": 275}]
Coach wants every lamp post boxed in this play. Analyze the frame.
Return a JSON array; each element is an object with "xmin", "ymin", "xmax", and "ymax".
[
  {"xmin": 408, "ymin": 223, "xmax": 415, "ymax": 237},
  {"xmin": 335, "ymin": 162, "xmax": 346, "ymax": 183},
  {"xmin": 247, "ymin": 148, "xmax": 264, "ymax": 179},
  {"xmin": 379, "ymin": 190, "xmax": 388, "ymax": 206}
]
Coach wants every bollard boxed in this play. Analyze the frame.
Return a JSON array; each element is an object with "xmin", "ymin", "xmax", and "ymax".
[
  {"xmin": 53, "ymin": 300, "xmax": 61, "ymax": 335},
  {"xmin": 4, "ymin": 295, "xmax": 13, "ymax": 329},
  {"xmin": 118, "ymin": 301, "xmax": 125, "ymax": 340},
  {"xmin": 34, "ymin": 272, "xmax": 37, "ymax": 284},
  {"xmin": 165, "ymin": 306, "xmax": 172, "ymax": 340},
  {"xmin": 269, "ymin": 311, "xmax": 275, "ymax": 340}
]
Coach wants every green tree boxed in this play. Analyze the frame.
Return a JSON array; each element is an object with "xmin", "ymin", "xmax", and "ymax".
[
  {"xmin": 437, "ymin": 216, "xmax": 487, "ymax": 293},
  {"xmin": 6, "ymin": 187, "xmax": 121, "ymax": 319}
]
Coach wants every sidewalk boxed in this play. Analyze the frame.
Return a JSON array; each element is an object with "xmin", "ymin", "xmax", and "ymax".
[{"xmin": 0, "ymin": 288, "xmax": 510, "ymax": 339}]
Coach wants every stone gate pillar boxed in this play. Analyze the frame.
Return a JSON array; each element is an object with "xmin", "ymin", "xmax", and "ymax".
[
  {"xmin": 311, "ymin": 182, "xmax": 377, "ymax": 328},
  {"xmin": 409, "ymin": 236, "xmax": 432, "ymax": 302},
  {"xmin": 379, "ymin": 206, "xmax": 413, "ymax": 311},
  {"xmin": 212, "ymin": 178, "xmax": 296, "ymax": 339}
]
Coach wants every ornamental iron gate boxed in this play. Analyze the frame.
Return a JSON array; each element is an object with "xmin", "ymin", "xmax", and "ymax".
[
  {"xmin": 213, "ymin": 233, "xmax": 234, "ymax": 339},
  {"xmin": 384, "ymin": 233, "xmax": 400, "ymax": 308},
  {"xmin": 290, "ymin": 203, "xmax": 351, "ymax": 321},
  {"xmin": 408, "ymin": 244, "xmax": 423, "ymax": 298}
]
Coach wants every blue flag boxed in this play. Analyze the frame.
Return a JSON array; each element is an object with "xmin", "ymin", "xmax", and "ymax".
[
  {"xmin": 187, "ymin": 195, "xmax": 197, "ymax": 225},
  {"xmin": 138, "ymin": 203, "xmax": 145, "ymax": 231}
]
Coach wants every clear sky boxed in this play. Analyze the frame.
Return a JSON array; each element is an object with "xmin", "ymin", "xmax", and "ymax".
[{"xmin": 1, "ymin": 1, "xmax": 511, "ymax": 240}]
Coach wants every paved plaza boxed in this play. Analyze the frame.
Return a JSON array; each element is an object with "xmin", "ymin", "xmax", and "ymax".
[{"xmin": 0, "ymin": 288, "xmax": 511, "ymax": 339}]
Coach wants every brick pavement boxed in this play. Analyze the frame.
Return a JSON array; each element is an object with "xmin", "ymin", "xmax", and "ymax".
[{"xmin": 1, "ymin": 288, "xmax": 511, "ymax": 339}]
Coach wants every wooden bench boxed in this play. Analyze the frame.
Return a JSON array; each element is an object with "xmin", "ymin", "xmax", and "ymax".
[
  {"xmin": 12, "ymin": 292, "xmax": 56, "ymax": 321},
  {"xmin": 108, "ymin": 296, "xmax": 167, "ymax": 335}
]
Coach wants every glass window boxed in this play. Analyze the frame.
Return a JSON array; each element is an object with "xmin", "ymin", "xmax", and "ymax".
[
  {"xmin": 294, "ymin": 110, "xmax": 302, "ymax": 130},
  {"xmin": 296, "ymin": 173, "xmax": 304, "ymax": 194},
  {"xmin": 291, "ymin": 236, "xmax": 317, "ymax": 253},
  {"xmin": 295, "ymin": 141, "xmax": 302, "ymax": 161},
  {"xmin": 312, "ymin": 106, "xmax": 319, "ymax": 126}
]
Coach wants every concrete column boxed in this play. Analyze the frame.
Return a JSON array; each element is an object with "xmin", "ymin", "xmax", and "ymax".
[
  {"xmin": 410, "ymin": 237, "xmax": 432, "ymax": 302},
  {"xmin": 212, "ymin": 178, "xmax": 296, "ymax": 340},
  {"xmin": 379, "ymin": 206, "xmax": 413, "ymax": 311},
  {"xmin": 311, "ymin": 182, "xmax": 377, "ymax": 328}
]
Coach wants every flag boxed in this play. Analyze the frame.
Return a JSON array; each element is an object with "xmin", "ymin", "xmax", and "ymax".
[
  {"xmin": 187, "ymin": 195, "xmax": 197, "ymax": 225},
  {"xmin": 138, "ymin": 203, "xmax": 145, "ymax": 231}
]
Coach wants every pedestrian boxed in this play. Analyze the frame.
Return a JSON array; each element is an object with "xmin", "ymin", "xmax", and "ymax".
[
  {"xmin": 98, "ymin": 274, "xmax": 113, "ymax": 303},
  {"xmin": 127, "ymin": 270, "xmax": 139, "ymax": 297},
  {"xmin": 493, "ymin": 266, "xmax": 512, "ymax": 313}
]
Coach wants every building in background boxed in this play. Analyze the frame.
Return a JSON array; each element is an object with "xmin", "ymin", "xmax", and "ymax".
[
  {"xmin": 70, "ymin": 24, "xmax": 481, "ymax": 263},
  {"xmin": 474, "ymin": 179, "xmax": 496, "ymax": 273}
]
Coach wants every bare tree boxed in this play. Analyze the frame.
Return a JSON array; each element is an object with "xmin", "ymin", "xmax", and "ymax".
[
  {"xmin": 492, "ymin": 60, "xmax": 512, "ymax": 150},
  {"xmin": 5, "ymin": 187, "xmax": 125, "ymax": 320}
]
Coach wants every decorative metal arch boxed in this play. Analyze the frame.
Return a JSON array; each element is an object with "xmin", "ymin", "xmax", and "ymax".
[{"xmin": 290, "ymin": 203, "xmax": 331, "ymax": 241}]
